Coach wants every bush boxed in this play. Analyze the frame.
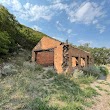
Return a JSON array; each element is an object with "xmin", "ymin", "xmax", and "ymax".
[
  {"xmin": 1, "ymin": 64, "xmax": 18, "ymax": 76},
  {"xmin": 29, "ymin": 98, "xmax": 58, "ymax": 110},
  {"xmin": 23, "ymin": 61, "xmax": 43, "ymax": 71},
  {"xmin": 35, "ymin": 64, "xmax": 43, "ymax": 71},
  {"xmin": 99, "ymin": 66, "xmax": 109, "ymax": 76},
  {"xmin": 83, "ymin": 87, "xmax": 98, "ymax": 98},
  {"xmin": 23, "ymin": 62, "xmax": 36, "ymax": 70},
  {"xmin": 72, "ymin": 69, "xmax": 84, "ymax": 78},
  {"xmin": 75, "ymin": 76, "xmax": 96, "ymax": 84},
  {"xmin": 63, "ymin": 102, "xmax": 83, "ymax": 110},
  {"xmin": 82, "ymin": 65, "xmax": 101, "ymax": 77},
  {"xmin": 0, "ymin": 70, "xmax": 2, "ymax": 78}
]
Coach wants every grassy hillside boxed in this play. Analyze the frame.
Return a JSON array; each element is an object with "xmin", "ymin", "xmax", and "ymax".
[
  {"xmin": 0, "ymin": 5, "xmax": 48, "ymax": 57},
  {"xmin": 0, "ymin": 49, "xmax": 110, "ymax": 110},
  {"xmin": 0, "ymin": 50, "xmax": 99, "ymax": 110}
]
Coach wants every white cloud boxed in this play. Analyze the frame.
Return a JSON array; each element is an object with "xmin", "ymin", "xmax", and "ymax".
[
  {"xmin": 56, "ymin": 21, "xmax": 66, "ymax": 31},
  {"xmin": 11, "ymin": 0, "xmax": 22, "ymax": 10},
  {"xmin": 1, "ymin": 0, "xmax": 53, "ymax": 21},
  {"xmin": 23, "ymin": 2, "xmax": 31, "ymax": 10},
  {"xmin": 23, "ymin": 4, "xmax": 53, "ymax": 21},
  {"xmin": 56, "ymin": 21, "xmax": 76, "ymax": 37},
  {"xmin": 2, "ymin": 0, "xmax": 22, "ymax": 11},
  {"xmin": 1, "ymin": 0, "xmax": 68, "ymax": 21},
  {"xmin": 51, "ymin": 2, "xmax": 68, "ymax": 10},
  {"xmin": 93, "ymin": 20, "xmax": 98, "ymax": 24},
  {"xmin": 67, "ymin": 2, "xmax": 105, "ymax": 24},
  {"xmin": 96, "ymin": 24, "xmax": 106, "ymax": 33},
  {"xmin": 78, "ymin": 40, "xmax": 93, "ymax": 45},
  {"xmin": 1, "ymin": 0, "xmax": 107, "ymax": 35},
  {"xmin": 56, "ymin": 21, "xmax": 74, "ymax": 33},
  {"xmin": 32, "ymin": 25, "xmax": 42, "ymax": 31},
  {"xmin": 67, "ymin": 29, "xmax": 72, "ymax": 34}
]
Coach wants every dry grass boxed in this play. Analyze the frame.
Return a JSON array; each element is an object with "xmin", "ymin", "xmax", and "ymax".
[
  {"xmin": 1, "ymin": 50, "xmax": 109, "ymax": 110},
  {"xmin": 88, "ymin": 64, "xmax": 110, "ymax": 110}
]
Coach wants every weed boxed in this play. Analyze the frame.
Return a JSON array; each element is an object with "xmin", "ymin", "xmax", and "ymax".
[
  {"xmin": 62, "ymin": 102, "xmax": 84, "ymax": 110},
  {"xmin": 83, "ymin": 65, "xmax": 101, "ymax": 77},
  {"xmin": 74, "ymin": 76, "xmax": 96, "ymax": 85},
  {"xmin": 103, "ymin": 89, "xmax": 109, "ymax": 93},
  {"xmin": 83, "ymin": 87, "xmax": 98, "ymax": 98},
  {"xmin": 95, "ymin": 86, "xmax": 103, "ymax": 91},
  {"xmin": 99, "ymin": 66, "xmax": 109, "ymax": 76},
  {"xmin": 104, "ymin": 82, "xmax": 110, "ymax": 86},
  {"xmin": 84, "ymin": 101, "xmax": 95, "ymax": 107},
  {"xmin": 71, "ymin": 69, "xmax": 84, "ymax": 79},
  {"xmin": 107, "ymin": 92, "xmax": 110, "ymax": 95},
  {"xmin": 29, "ymin": 98, "xmax": 58, "ymax": 110},
  {"xmin": 0, "ymin": 52, "xmax": 99, "ymax": 110}
]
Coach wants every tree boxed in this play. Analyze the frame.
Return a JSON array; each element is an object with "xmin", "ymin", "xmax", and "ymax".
[
  {"xmin": 0, "ymin": 32, "xmax": 10, "ymax": 54},
  {"xmin": 78, "ymin": 43, "xmax": 92, "ymax": 52}
]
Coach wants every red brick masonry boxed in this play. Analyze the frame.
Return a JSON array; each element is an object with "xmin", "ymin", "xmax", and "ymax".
[{"xmin": 32, "ymin": 36, "xmax": 94, "ymax": 74}]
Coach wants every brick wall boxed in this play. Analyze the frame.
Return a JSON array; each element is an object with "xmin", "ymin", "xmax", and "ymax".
[
  {"xmin": 36, "ymin": 51, "xmax": 54, "ymax": 66},
  {"xmin": 68, "ymin": 45, "xmax": 93, "ymax": 73},
  {"xmin": 32, "ymin": 36, "xmax": 63, "ymax": 73},
  {"xmin": 32, "ymin": 36, "xmax": 93, "ymax": 74}
]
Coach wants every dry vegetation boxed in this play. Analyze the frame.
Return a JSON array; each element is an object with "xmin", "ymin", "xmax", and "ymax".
[{"xmin": 0, "ymin": 50, "xmax": 110, "ymax": 110}]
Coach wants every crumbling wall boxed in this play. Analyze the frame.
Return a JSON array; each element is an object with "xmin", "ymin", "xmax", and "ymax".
[
  {"xmin": 32, "ymin": 36, "xmax": 93, "ymax": 74},
  {"xmin": 62, "ymin": 44, "xmax": 69, "ymax": 73},
  {"xmin": 68, "ymin": 46, "xmax": 93, "ymax": 73}
]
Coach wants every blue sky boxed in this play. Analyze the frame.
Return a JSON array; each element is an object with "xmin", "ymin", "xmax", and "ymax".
[{"xmin": 0, "ymin": 0, "xmax": 110, "ymax": 48}]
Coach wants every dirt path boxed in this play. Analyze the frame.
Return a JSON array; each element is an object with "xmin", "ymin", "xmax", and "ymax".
[{"xmin": 86, "ymin": 75, "xmax": 110, "ymax": 110}]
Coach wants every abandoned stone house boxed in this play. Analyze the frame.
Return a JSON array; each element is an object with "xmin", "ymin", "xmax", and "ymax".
[{"xmin": 32, "ymin": 36, "xmax": 93, "ymax": 73}]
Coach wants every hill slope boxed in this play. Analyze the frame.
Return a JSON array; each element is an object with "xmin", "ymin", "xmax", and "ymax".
[
  {"xmin": 0, "ymin": 50, "xmax": 99, "ymax": 110},
  {"xmin": 0, "ymin": 5, "xmax": 48, "ymax": 57}
]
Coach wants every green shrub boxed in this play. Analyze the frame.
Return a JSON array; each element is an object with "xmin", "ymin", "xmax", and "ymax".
[
  {"xmin": 82, "ymin": 65, "xmax": 101, "ymax": 77},
  {"xmin": 29, "ymin": 98, "xmax": 58, "ymax": 110},
  {"xmin": 35, "ymin": 64, "xmax": 43, "ymax": 71},
  {"xmin": 75, "ymin": 76, "xmax": 96, "ymax": 84},
  {"xmin": 83, "ymin": 87, "xmax": 98, "ymax": 98},
  {"xmin": 99, "ymin": 66, "xmax": 109, "ymax": 76},
  {"xmin": 72, "ymin": 69, "xmax": 84, "ymax": 78},
  {"xmin": 1, "ymin": 64, "xmax": 18, "ymax": 76},
  {"xmin": 23, "ymin": 61, "xmax": 43, "ymax": 71},
  {"xmin": 23, "ymin": 61, "xmax": 36, "ymax": 70},
  {"xmin": 63, "ymin": 102, "xmax": 83, "ymax": 110}
]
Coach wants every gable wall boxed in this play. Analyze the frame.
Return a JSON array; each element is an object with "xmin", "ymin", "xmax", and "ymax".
[{"xmin": 32, "ymin": 36, "xmax": 63, "ymax": 73}]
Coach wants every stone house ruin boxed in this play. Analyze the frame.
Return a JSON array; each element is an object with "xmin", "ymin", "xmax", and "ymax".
[{"xmin": 32, "ymin": 36, "xmax": 93, "ymax": 73}]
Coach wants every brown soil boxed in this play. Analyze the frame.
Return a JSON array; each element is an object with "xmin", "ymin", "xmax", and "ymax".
[{"xmin": 85, "ymin": 74, "xmax": 110, "ymax": 110}]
